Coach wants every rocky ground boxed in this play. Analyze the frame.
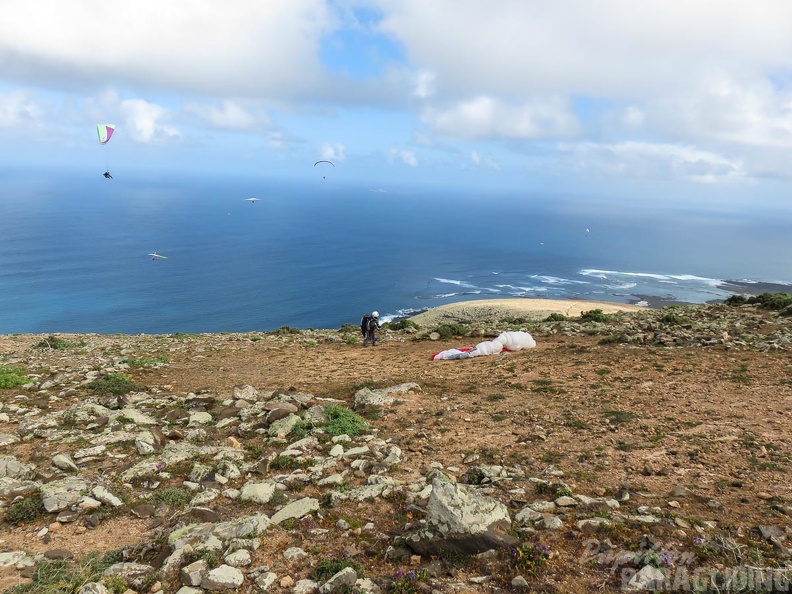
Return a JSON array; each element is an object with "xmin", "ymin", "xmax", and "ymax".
[{"xmin": 0, "ymin": 300, "xmax": 791, "ymax": 594}]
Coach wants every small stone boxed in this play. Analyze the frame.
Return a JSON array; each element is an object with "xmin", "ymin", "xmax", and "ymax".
[
  {"xmin": 279, "ymin": 576, "xmax": 295, "ymax": 588},
  {"xmin": 512, "ymin": 575, "xmax": 530, "ymax": 589},
  {"xmin": 130, "ymin": 504, "xmax": 156, "ymax": 519},
  {"xmin": 43, "ymin": 549, "xmax": 73, "ymax": 560}
]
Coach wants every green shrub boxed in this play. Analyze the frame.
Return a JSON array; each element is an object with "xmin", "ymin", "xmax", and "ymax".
[
  {"xmin": 310, "ymin": 558, "xmax": 363, "ymax": 582},
  {"xmin": 4, "ymin": 494, "xmax": 46, "ymax": 526},
  {"xmin": 724, "ymin": 294, "xmax": 749, "ymax": 306},
  {"xmin": 151, "ymin": 487, "xmax": 193, "ymax": 508},
  {"xmin": 34, "ymin": 335, "xmax": 76, "ymax": 350},
  {"xmin": 434, "ymin": 323, "xmax": 469, "ymax": 339},
  {"xmin": 603, "ymin": 409, "xmax": 639, "ymax": 424},
  {"xmin": 754, "ymin": 292, "xmax": 792, "ymax": 310},
  {"xmin": 0, "ymin": 365, "xmax": 27, "ymax": 389},
  {"xmin": 270, "ymin": 455, "xmax": 299, "ymax": 471},
  {"xmin": 273, "ymin": 326, "xmax": 301, "ymax": 335},
  {"xmin": 731, "ymin": 291, "xmax": 792, "ymax": 310},
  {"xmin": 510, "ymin": 542, "xmax": 550, "ymax": 576},
  {"xmin": 500, "ymin": 316, "xmax": 530, "ymax": 325},
  {"xmin": 544, "ymin": 313, "xmax": 569, "ymax": 322},
  {"xmin": 387, "ymin": 319, "xmax": 419, "ymax": 331},
  {"xmin": 322, "ymin": 405, "xmax": 369, "ymax": 437},
  {"xmin": 339, "ymin": 323, "xmax": 358, "ymax": 333},
  {"xmin": 660, "ymin": 311, "xmax": 690, "ymax": 325},
  {"xmin": 291, "ymin": 420, "xmax": 309, "ymax": 440},
  {"xmin": 486, "ymin": 393, "xmax": 507, "ymax": 401},
  {"xmin": 579, "ymin": 309, "xmax": 610, "ymax": 323},
  {"xmin": 88, "ymin": 373, "xmax": 137, "ymax": 395},
  {"xmin": 460, "ymin": 467, "xmax": 486, "ymax": 485}
]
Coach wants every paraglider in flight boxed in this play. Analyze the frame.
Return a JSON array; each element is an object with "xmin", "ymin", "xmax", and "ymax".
[
  {"xmin": 245, "ymin": 198, "xmax": 260, "ymax": 204},
  {"xmin": 97, "ymin": 124, "xmax": 115, "ymax": 145},
  {"xmin": 314, "ymin": 160, "xmax": 335, "ymax": 179},
  {"xmin": 97, "ymin": 124, "xmax": 115, "ymax": 178},
  {"xmin": 148, "ymin": 253, "xmax": 168, "ymax": 261}
]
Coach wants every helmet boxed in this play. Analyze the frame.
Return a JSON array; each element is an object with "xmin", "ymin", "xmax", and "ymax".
[{"xmin": 372, "ymin": 311, "xmax": 379, "ymax": 318}]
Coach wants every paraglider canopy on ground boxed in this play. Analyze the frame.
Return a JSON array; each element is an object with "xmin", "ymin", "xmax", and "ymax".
[{"xmin": 431, "ymin": 331, "xmax": 536, "ymax": 360}]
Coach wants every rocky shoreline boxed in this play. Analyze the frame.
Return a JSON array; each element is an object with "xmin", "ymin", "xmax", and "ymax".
[{"xmin": 1, "ymin": 298, "xmax": 791, "ymax": 593}]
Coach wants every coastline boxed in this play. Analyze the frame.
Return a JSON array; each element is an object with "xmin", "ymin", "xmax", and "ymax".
[{"xmin": 407, "ymin": 297, "xmax": 645, "ymax": 327}]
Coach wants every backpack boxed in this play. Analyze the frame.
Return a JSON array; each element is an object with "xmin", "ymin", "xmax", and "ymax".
[{"xmin": 360, "ymin": 314, "xmax": 371, "ymax": 334}]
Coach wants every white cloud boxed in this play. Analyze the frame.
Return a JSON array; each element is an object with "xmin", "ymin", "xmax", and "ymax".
[
  {"xmin": 620, "ymin": 106, "xmax": 646, "ymax": 130},
  {"xmin": 376, "ymin": 1, "xmax": 792, "ymax": 154},
  {"xmin": 319, "ymin": 142, "xmax": 345, "ymax": 162},
  {"xmin": 412, "ymin": 70, "xmax": 436, "ymax": 99},
  {"xmin": 389, "ymin": 148, "xmax": 418, "ymax": 166},
  {"xmin": 561, "ymin": 141, "xmax": 745, "ymax": 183},
  {"xmin": 642, "ymin": 75, "xmax": 792, "ymax": 148},
  {"xmin": 0, "ymin": 90, "xmax": 41, "ymax": 127},
  {"xmin": 3, "ymin": 1, "xmax": 792, "ymax": 185},
  {"xmin": 120, "ymin": 99, "xmax": 180, "ymax": 144},
  {"xmin": 0, "ymin": 1, "xmax": 333, "ymax": 99},
  {"xmin": 421, "ymin": 96, "xmax": 579, "ymax": 140},
  {"xmin": 376, "ymin": 1, "xmax": 792, "ymax": 99},
  {"xmin": 184, "ymin": 101, "xmax": 261, "ymax": 131},
  {"xmin": 470, "ymin": 150, "xmax": 499, "ymax": 170}
]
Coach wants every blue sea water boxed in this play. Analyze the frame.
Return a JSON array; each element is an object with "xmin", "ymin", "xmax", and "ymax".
[{"xmin": 1, "ymin": 169, "xmax": 791, "ymax": 334}]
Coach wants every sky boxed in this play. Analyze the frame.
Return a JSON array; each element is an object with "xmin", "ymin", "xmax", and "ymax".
[{"xmin": 2, "ymin": 1, "xmax": 792, "ymax": 206}]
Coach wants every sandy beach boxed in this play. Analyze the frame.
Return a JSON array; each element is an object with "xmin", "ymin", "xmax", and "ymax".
[{"xmin": 407, "ymin": 297, "xmax": 646, "ymax": 326}]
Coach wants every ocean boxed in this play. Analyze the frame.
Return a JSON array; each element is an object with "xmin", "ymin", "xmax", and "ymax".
[{"xmin": 1, "ymin": 168, "xmax": 791, "ymax": 334}]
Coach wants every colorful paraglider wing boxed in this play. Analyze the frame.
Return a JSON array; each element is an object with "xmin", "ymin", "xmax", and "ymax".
[
  {"xmin": 430, "ymin": 346, "xmax": 475, "ymax": 361},
  {"xmin": 432, "ymin": 331, "xmax": 536, "ymax": 361},
  {"xmin": 97, "ymin": 124, "xmax": 115, "ymax": 145}
]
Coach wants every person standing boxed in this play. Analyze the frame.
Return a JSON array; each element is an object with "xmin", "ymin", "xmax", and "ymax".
[
  {"xmin": 363, "ymin": 311, "xmax": 381, "ymax": 346},
  {"xmin": 360, "ymin": 313, "xmax": 371, "ymax": 342}
]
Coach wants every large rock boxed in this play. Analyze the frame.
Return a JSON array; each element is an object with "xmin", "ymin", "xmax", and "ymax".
[
  {"xmin": 201, "ymin": 565, "xmax": 244, "ymax": 590},
  {"xmin": 353, "ymin": 383, "xmax": 421, "ymax": 410},
  {"xmin": 320, "ymin": 567, "xmax": 358, "ymax": 594},
  {"xmin": 240, "ymin": 481, "xmax": 276, "ymax": 504},
  {"xmin": 402, "ymin": 474, "xmax": 518, "ymax": 555},
  {"xmin": 271, "ymin": 497, "xmax": 319, "ymax": 525},
  {"xmin": 40, "ymin": 477, "xmax": 91, "ymax": 512},
  {"xmin": 0, "ymin": 477, "xmax": 39, "ymax": 499},
  {"xmin": 102, "ymin": 562, "xmax": 156, "ymax": 588},
  {"xmin": 0, "ymin": 456, "xmax": 36, "ymax": 480}
]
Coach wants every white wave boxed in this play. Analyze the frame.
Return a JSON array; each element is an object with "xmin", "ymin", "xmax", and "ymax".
[
  {"xmin": 580, "ymin": 268, "xmax": 724, "ymax": 286},
  {"xmin": 531, "ymin": 275, "xmax": 589, "ymax": 285},
  {"xmin": 495, "ymin": 284, "xmax": 544, "ymax": 293},
  {"xmin": 429, "ymin": 290, "xmax": 483, "ymax": 298},
  {"xmin": 434, "ymin": 277, "xmax": 477, "ymax": 288}
]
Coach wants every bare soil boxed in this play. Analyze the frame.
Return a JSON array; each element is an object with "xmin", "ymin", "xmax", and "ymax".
[{"xmin": 0, "ymin": 304, "xmax": 791, "ymax": 593}]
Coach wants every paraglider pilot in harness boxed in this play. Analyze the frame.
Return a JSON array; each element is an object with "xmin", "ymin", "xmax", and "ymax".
[
  {"xmin": 103, "ymin": 171, "xmax": 113, "ymax": 179},
  {"xmin": 361, "ymin": 311, "xmax": 381, "ymax": 347}
]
